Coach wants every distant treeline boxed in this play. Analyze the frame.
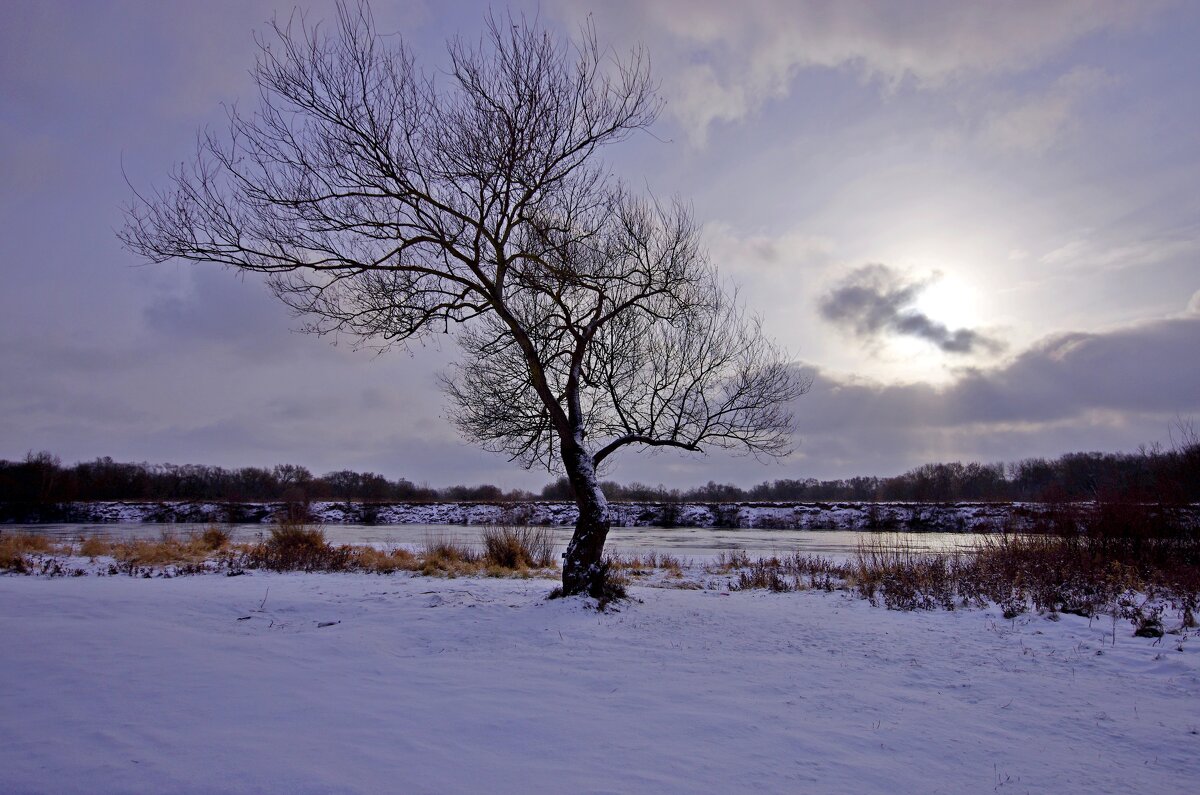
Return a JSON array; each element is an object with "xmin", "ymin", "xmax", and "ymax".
[
  {"xmin": 2, "ymin": 439, "xmax": 1198, "ymax": 506},
  {"xmin": 0, "ymin": 454, "xmax": 526, "ymax": 505},
  {"xmin": 558, "ymin": 448, "xmax": 1199, "ymax": 504}
]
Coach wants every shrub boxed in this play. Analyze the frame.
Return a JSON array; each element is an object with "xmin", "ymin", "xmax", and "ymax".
[
  {"xmin": 731, "ymin": 559, "xmax": 796, "ymax": 592},
  {"xmin": 853, "ymin": 537, "xmax": 960, "ymax": 611},
  {"xmin": 710, "ymin": 517, "xmax": 1197, "ymax": 633},
  {"xmin": 247, "ymin": 521, "xmax": 352, "ymax": 571}
]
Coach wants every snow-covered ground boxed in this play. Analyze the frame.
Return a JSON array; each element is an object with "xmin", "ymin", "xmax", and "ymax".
[{"xmin": 2, "ymin": 571, "xmax": 1196, "ymax": 794}]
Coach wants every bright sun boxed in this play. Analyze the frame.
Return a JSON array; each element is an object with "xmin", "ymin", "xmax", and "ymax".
[{"xmin": 912, "ymin": 272, "xmax": 980, "ymax": 331}]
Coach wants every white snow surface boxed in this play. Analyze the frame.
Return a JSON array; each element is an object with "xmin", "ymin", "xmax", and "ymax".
[{"xmin": 2, "ymin": 572, "xmax": 1197, "ymax": 794}]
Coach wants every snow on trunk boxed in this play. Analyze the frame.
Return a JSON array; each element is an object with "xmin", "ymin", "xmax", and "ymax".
[{"xmin": 560, "ymin": 440, "xmax": 610, "ymax": 595}]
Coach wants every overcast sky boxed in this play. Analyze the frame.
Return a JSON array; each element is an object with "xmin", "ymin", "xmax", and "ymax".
[{"xmin": 2, "ymin": 0, "xmax": 1198, "ymax": 489}]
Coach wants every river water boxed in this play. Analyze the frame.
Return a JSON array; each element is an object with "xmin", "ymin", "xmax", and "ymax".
[{"xmin": 10, "ymin": 523, "xmax": 994, "ymax": 562}]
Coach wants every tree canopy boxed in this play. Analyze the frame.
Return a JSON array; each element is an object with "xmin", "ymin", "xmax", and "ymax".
[{"xmin": 121, "ymin": 2, "xmax": 806, "ymax": 594}]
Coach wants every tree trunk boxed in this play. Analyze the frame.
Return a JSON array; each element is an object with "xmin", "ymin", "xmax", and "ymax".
[{"xmin": 560, "ymin": 445, "xmax": 610, "ymax": 596}]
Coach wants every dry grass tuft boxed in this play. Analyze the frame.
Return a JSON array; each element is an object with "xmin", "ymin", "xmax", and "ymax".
[
  {"xmin": 268, "ymin": 522, "xmax": 327, "ymax": 550},
  {"xmin": 49, "ymin": 524, "xmax": 559, "ymax": 579},
  {"xmin": 709, "ymin": 550, "xmax": 753, "ymax": 572},
  {"xmin": 591, "ymin": 560, "xmax": 629, "ymax": 609},
  {"xmin": 963, "ymin": 527, "xmax": 1200, "ymax": 620},
  {"xmin": 608, "ymin": 551, "xmax": 685, "ymax": 575},
  {"xmin": 721, "ymin": 552, "xmax": 846, "ymax": 593},
  {"xmin": 852, "ymin": 535, "xmax": 962, "ymax": 611},
  {"xmin": 199, "ymin": 525, "xmax": 231, "ymax": 551},
  {"xmin": 0, "ymin": 532, "xmax": 54, "ymax": 554},
  {"xmin": 732, "ymin": 559, "xmax": 797, "ymax": 592},
  {"xmin": 480, "ymin": 525, "xmax": 556, "ymax": 569},
  {"xmin": 717, "ymin": 512, "xmax": 1200, "ymax": 632},
  {"xmin": 418, "ymin": 538, "xmax": 481, "ymax": 576},
  {"xmin": 352, "ymin": 546, "xmax": 418, "ymax": 573},
  {"xmin": 74, "ymin": 532, "xmax": 226, "ymax": 567},
  {"xmin": 0, "ymin": 532, "xmax": 57, "ymax": 572},
  {"xmin": 247, "ymin": 521, "xmax": 352, "ymax": 572},
  {"xmin": 79, "ymin": 535, "xmax": 112, "ymax": 558},
  {"xmin": 9, "ymin": 524, "xmax": 555, "ymax": 581}
]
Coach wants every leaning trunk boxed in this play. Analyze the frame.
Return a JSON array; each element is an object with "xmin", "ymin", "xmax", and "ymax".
[{"xmin": 560, "ymin": 446, "xmax": 610, "ymax": 596}]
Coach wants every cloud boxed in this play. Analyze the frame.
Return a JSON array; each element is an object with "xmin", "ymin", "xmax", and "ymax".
[
  {"xmin": 778, "ymin": 311, "xmax": 1200, "ymax": 475},
  {"xmin": 550, "ymin": 0, "xmax": 1161, "ymax": 142},
  {"xmin": 1041, "ymin": 235, "xmax": 1200, "ymax": 273},
  {"xmin": 978, "ymin": 66, "xmax": 1115, "ymax": 154},
  {"xmin": 705, "ymin": 224, "xmax": 835, "ymax": 272},
  {"xmin": 818, "ymin": 264, "xmax": 1003, "ymax": 355}
]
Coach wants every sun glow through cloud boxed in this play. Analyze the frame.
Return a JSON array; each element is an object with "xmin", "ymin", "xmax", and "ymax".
[
  {"xmin": 912, "ymin": 271, "xmax": 982, "ymax": 333},
  {"xmin": 872, "ymin": 266, "xmax": 996, "ymax": 383}
]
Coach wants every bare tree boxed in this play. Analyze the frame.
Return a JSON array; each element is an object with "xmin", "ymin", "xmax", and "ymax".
[{"xmin": 120, "ymin": 2, "xmax": 808, "ymax": 596}]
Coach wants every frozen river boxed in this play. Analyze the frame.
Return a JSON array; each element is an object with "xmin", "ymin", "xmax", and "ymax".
[{"xmin": 11, "ymin": 523, "xmax": 993, "ymax": 562}]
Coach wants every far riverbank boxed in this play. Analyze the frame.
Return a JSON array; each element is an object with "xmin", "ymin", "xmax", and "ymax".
[{"xmin": 4, "ymin": 499, "xmax": 1198, "ymax": 531}]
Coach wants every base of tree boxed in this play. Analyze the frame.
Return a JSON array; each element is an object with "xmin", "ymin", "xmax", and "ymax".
[{"xmin": 549, "ymin": 560, "xmax": 628, "ymax": 611}]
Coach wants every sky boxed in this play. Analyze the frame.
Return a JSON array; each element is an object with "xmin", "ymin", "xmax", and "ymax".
[{"xmin": 2, "ymin": 0, "xmax": 1198, "ymax": 490}]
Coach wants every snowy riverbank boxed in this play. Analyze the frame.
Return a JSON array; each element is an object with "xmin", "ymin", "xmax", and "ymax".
[
  {"xmin": 2, "ymin": 571, "xmax": 1197, "ymax": 794},
  {"xmin": 0, "ymin": 499, "xmax": 1119, "ymax": 530}
]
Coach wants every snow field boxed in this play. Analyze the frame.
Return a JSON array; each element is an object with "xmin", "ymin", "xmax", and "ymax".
[{"xmin": 1, "ymin": 572, "xmax": 1197, "ymax": 794}]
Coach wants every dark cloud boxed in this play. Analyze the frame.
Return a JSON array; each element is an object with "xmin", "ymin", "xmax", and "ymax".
[
  {"xmin": 818, "ymin": 264, "xmax": 1004, "ymax": 354},
  {"xmin": 780, "ymin": 313, "xmax": 1200, "ymax": 476}
]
